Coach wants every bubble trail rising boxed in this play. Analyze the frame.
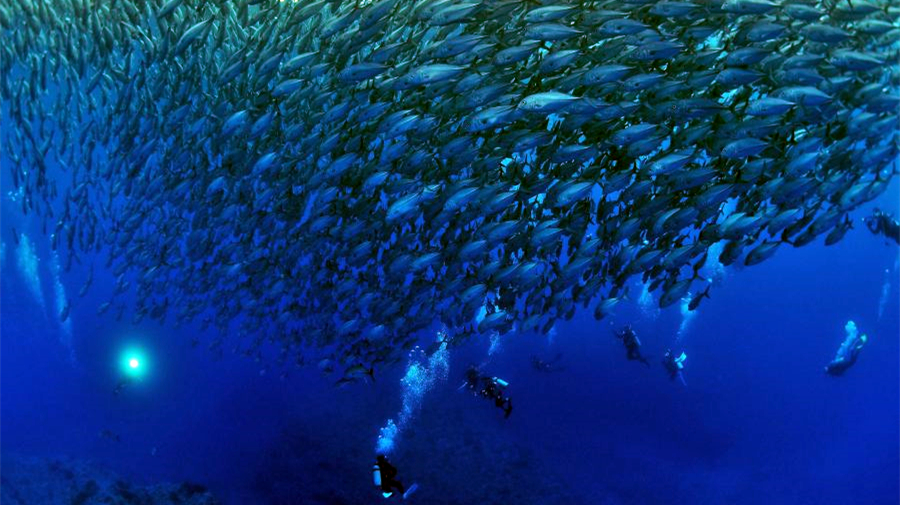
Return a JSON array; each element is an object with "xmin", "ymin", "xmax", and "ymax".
[
  {"xmin": 676, "ymin": 294, "xmax": 698, "ymax": 343},
  {"xmin": 51, "ymin": 250, "xmax": 74, "ymax": 362},
  {"xmin": 15, "ymin": 234, "xmax": 45, "ymax": 312},
  {"xmin": 376, "ymin": 330, "xmax": 450, "ymax": 455},
  {"xmin": 878, "ymin": 257, "xmax": 898, "ymax": 320}
]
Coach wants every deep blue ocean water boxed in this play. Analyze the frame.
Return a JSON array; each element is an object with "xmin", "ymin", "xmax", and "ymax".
[{"xmin": 2, "ymin": 181, "xmax": 898, "ymax": 504}]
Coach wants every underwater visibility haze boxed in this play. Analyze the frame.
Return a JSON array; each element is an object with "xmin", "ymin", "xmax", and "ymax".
[{"xmin": 1, "ymin": 0, "xmax": 899, "ymax": 503}]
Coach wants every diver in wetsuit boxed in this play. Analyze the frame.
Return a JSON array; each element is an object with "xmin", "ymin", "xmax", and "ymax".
[
  {"xmin": 464, "ymin": 366, "xmax": 482, "ymax": 390},
  {"xmin": 864, "ymin": 208, "xmax": 900, "ymax": 245},
  {"xmin": 662, "ymin": 348, "xmax": 687, "ymax": 385},
  {"xmin": 113, "ymin": 377, "xmax": 133, "ymax": 396},
  {"xmin": 531, "ymin": 353, "xmax": 565, "ymax": 372},
  {"xmin": 463, "ymin": 366, "xmax": 514, "ymax": 418},
  {"xmin": 825, "ymin": 332, "xmax": 868, "ymax": 376},
  {"xmin": 615, "ymin": 325, "xmax": 650, "ymax": 367},
  {"xmin": 375, "ymin": 455, "xmax": 405, "ymax": 498}
]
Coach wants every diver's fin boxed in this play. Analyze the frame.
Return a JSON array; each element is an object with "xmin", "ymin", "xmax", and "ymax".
[{"xmin": 403, "ymin": 483, "xmax": 419, "ymax": 500}]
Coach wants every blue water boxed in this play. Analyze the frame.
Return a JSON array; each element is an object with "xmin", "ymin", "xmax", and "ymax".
[{"xmin": 2, "ymin": 185, "xmax": 898, "ymax": 504}]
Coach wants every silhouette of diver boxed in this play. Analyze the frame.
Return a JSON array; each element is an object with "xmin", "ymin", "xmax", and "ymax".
[
  {"xmin": 864, "ymin": 208, "xmax": 900, "ymax": 245},
  {"xmin": 662, "ymin": 348, "xmax": 688, "ymax": 385},
  {"xmin": 825, "ymin": 332, "xmax": 868, "ymax": 377},
  {"xmin": 531, "ymin": 353, "xmax": 564, "ymax": 372},
  {"xmin": 113, "ymin": 377, "xmax": 131, "ymax": 396},
  {"xmin": 614, "ymin": 325, "xmax": 650, "ymax": 367},
  {"xmin": 374, "ymin": 455, "xmax": 405, "ymax": 498},
  {"xmin": 464, "ymin": 366, "xmax": 513, "ymax": 418}
]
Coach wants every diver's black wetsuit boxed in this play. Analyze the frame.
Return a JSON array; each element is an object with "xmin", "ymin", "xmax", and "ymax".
[
  {"xmin": 465, "ymin": 366, "xmax": 513, "ymax": 418},
  {"xmin": 482, "ymin": 379, "xmax": 512, "ymax": 418},
  {"xmin": 616, "ymin": 327, "xmax": 650, "ymax": 367},
  {"xmin": 825, "ymin": 335, "xmax": 866, "ymax": 377},
  {"xmin": 865, "ymin": 210, "xmax": 900, "ymax": 245},
  {"xmin": 663, "ymin": 355, "xmax": 679, "ymax": 380},
  {"xmin": 113, "ymin": 378, "xmax": 131, "ymax": 395},
  {"xmin": 531, "ymin": 353, "xmax": 564, "ymax": 372},
  {"xmin": 825, "ymin": 355, "xmax": 859, "ymax": 376},
  {"xmin": 377, "ymin": 456, "xmax": 404, "ymax": 496},
  {"xmin": 625, "ymin": 342, "xmax": 648, "ymax": 365},
  {"xmin": 662, "ymin": 349, "xmax": 684, "ymax": 381}
]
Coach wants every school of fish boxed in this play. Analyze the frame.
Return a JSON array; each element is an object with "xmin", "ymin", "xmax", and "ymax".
[{"xmin": 1, "ymin": 0, "xmax": 898, "ymax": 379}]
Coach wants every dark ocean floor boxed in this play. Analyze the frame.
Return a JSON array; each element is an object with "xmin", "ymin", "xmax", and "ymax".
[{"xmin": 0, "ymin": 454, "xmax": 219, "ymax": 505}]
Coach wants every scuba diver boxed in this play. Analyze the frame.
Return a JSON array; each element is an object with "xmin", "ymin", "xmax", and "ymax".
[
  {"xmin": 113, "ymin": 377, "xmax": 131, "ymax": 396},
  {"xmin": 374, "ymin": 454, "xmax": 412, "ymax": 499},
  {"xmin": 864, "ymin": 208, "xmax": 900, "ymax": 245},
  {"xmin": 614, "ymin": 325, "xmax": 650, "ymax": 367},
  {"xmin": 531, "ymin": 353, "xmax": 565, "ymax": 372},
  {"xmin": 662, "ymin": 348, "xmax": 687, "ymax": 385},
  {"xmin": 463, "ymin": 366, "xmax": 513, "ymax": 418},
  {"xmin": 825, "ymin": 328, "xmax": 868, "ymax": 377}
]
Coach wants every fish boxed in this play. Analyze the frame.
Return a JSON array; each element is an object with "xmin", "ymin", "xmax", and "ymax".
[
  {"xmin": 524, "ymin": 23, "xmax": 582, "ymax": 41},
  {"xmin": 594, "ymin": 291, "xmax": 628, "ymax": 320},
  {"xmin": 722, "ymin": 138, "xmax": 768, "ymax": 159},
  {"xmin": 517, "ymin": 92, "xmax": 578, "ymax": 114},
  {"xmin": 174, "ymin": 18, "xmax": 212, "ymax": 57},
  {"xmin": 722, "ymin": 0, "xmax": 778, "ymax": 14},
  {"xmin": 524, "ymin": 5, "xmax": 577, "ymax": 23},
  {"xmin": 746, "ymin": 97, "xmax": 795, "ymax": 117},
  {"xmin": 687, "ymin": 285, "xmax": 711, "ymax": 311},
  {"xmin": 660, "ymin": 278, "xmax": 692, "ymax": 308},
  {"xmin": 0, "ymin": 0, "xmax": 895, "ymax": 372},
  {"xmin": 156, "ymin": 0, "xmax": 183, "ymax": 19},
  {"xmin": 824, "ymin": 216, "xmax": 853, "ymax": 246},
  {"xmin": 745, "ymin": 241, "xmax": 781, "ymax": 266},
  {"xmin": 344, "ymin": 364, "xmax": 376, "ymax": 383}
]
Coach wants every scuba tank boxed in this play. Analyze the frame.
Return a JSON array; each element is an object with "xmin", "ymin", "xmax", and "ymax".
[
  {"xmin": 492, "ymin": 377, "xmax": 509, "ymax": 388},
  {"xmin": 373, "ymin": 464, "xmax": 382, "ymax": 486}
]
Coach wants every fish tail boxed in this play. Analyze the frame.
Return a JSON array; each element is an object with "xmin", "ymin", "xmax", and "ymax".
[{"xmin": 779, "ymin": 231, "xmax": 794, "ymax": 246}]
